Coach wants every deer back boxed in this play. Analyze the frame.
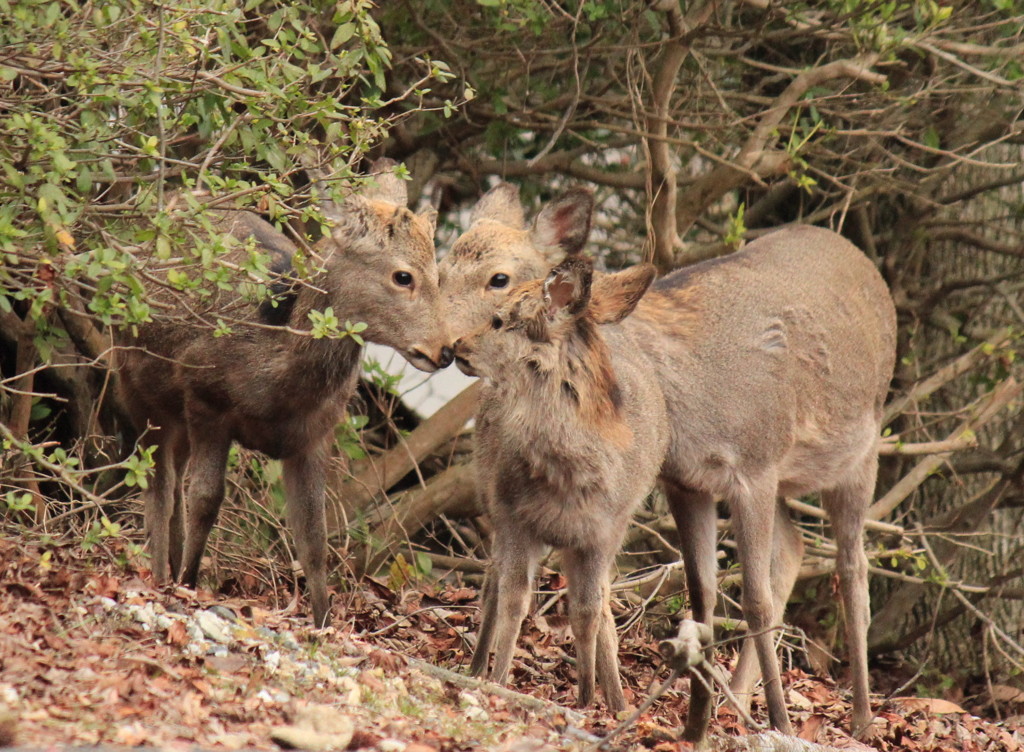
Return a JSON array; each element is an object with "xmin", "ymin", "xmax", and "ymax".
[{"xmin": 625, "ymin": 224, "xmax": 897, "ymax": 497}]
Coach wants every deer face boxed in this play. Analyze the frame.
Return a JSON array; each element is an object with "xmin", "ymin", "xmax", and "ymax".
[
  {"xmin": 454, "ymin": 256, "xmax": 656, "ymax": 382},
  {"xmin": 319, "ymin": 164, "xmax": 453, "ymax": 372},
  {"xmin": 440, "ymin": 184, "xmax": 594, "ymax": 346},
  {"xmin": 453, "ymin": 256, "xmax": 595, "ymax": 380}
]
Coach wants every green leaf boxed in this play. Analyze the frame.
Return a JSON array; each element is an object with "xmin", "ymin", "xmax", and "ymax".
[{"xmin": 331, "ymin": 22, "xmax": 355, "ymax": 48}]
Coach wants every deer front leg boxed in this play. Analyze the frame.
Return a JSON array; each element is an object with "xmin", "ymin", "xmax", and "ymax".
[
  {"xmin": 178, "ymin": 427, "xmax": 230, "ymax": 589},
  {"xmin": 729, "ymin": 473, "xmax": 793, "ymax": 736},
  {"xmin": 730, "ymin": 496, "xmax": 804, "ymax": 715},
  {"xmin": 145, "ymin": 428, "xmax": 184, "ymax": 584},
  {"xmin": 167, "ymin": 428, "xmax": 191, "ymax": 580},
  {"xmin": 476, "ymin": 529, "xmax": 543, "ymax": 685},
  {"xmin": 283, "ymin": 444, "xmax": 331, "ymax": 628},
  {"xmin": 665, "ymin": 484, "xmax": 718, "ymax": 747},
  {"xmin": 564, "ymin": 546, "xmax": 625, "ymax": 712}
]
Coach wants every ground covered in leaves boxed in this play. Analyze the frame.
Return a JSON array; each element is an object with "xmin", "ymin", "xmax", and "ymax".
[{"xmin": 1, "ymin": 531, "xmax": 1022, "ymax": 751}]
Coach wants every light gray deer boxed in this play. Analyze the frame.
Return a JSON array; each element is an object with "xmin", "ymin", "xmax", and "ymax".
[
  {"xmin": 442, "ymin": 184, "xmax": 896, "ymax": 741},
  {"xmin": 455, "ymin": 254, "xmax": 667, "ymax": 713},
  {"xmin": 116, "ymin": 160, "xmax": 452, "ymax": 628}
]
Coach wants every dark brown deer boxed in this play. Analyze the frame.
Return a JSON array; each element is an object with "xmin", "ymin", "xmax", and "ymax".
[
  {"xmin": 116, "ymin": 160, "xmax": 452, "ymax": 628},
  {"xmin": 455, "ymin": 255, "xmax": 667, "ymax": 713},
  {"xmin": 442, "ymin": 185, "xmax": 896, "ymax": 741}
]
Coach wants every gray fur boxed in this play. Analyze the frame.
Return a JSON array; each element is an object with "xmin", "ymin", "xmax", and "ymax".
[
  {"xmin": 442, "ymin": 189, "xmax": 896, "ymax": 740},
  {"xmin": 456, "ymin": 257, "xmax": 666, "ymax": 713}
]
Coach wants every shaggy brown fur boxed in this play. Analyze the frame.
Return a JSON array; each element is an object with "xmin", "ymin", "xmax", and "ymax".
[{"xmin": 116, "ymin": 160, "xmax": 452, "ymax": 628}]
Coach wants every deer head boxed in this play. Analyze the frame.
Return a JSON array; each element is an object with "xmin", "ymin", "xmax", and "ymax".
[
  {"xmin": 454, "ymin": 255, "xmax": 655, "ymax": 381},
  {"xmin": 439, "ymin": 184, "xmax": 594, "ymax": 344},
  {"xmin": 316, "ymin": 159, "xmax": 452, "ymax": 371}
]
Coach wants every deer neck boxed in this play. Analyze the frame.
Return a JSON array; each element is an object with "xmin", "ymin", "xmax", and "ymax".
[
  {"xmin": 283, "ymin": 279, "xmax": 363, "ymax": 390},
  {"xmin": 491, "ymin": 319, "xmax": 629, "ymax": 449}
]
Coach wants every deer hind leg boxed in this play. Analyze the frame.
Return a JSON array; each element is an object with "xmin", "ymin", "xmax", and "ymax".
[
  {"xmin": 469, "ymin": 568, "xmax": 498, "ymax": 677},
  {"xmin": 145, "ymin": 424, "xmax": 187, "ymax": 584},
  {"xmin": 178, "ymin": 427, "xmax": 230, "ymax": 589},
  {"xmin": 729, "ymin": 472, "xmax": 793, "ymax": 735},
  {"xmin": 665, "ymin": 484, "xmax": 718, "ymax": 745},
  {"xmin": 730, "ymin": 497, "xmax": 804, "ymax": 715},
  {"xmin": 476, "ymin": 529, "xmax": 543, "ymax": 685},
  {"xmin": 563, "ymin": 546, "xmax": 624, "ymax": 712},
  {"xmin": 821, "ymin": 453, "xmax": 875, "ymax": 737},
  {"xmin": 283, "ymin": 445, "xmax": 331, "ymax": 628}
]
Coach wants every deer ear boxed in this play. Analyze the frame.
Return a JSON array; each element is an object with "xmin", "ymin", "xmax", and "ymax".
[
  {"xmin": 418, "ymin": 208, "xmax": 438, "ymax": 237},
  {"xmin": 530, "ymin": 188, "xmax": 593, "ymax": 263},
  {"xmin": 324, "ymin": 193, "xmax": 373, "ymax": 241},
  {"xmin": 470, "ymin": 182, "xmax": 526, "ymax": 228},
  {"xmin": 362, "ymin": 157, "xmax": 408, "ymax": 206},
  {"xmin": 542, "ymin": 255, "xmax": 593, "ymax": 319},
  {"xmin": 589, "ymin": 264, "xmax": 656, "ymax": 324}
]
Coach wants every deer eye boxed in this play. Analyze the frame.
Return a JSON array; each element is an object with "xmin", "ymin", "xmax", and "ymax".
[
  {"xmin": 488, "ymin": 273, "xmax": 510, "ymax": 289},
  {"xmin": 393, "ymin": 271, "xmax": 414, "ymax": 288},
  {"xmin": 491, "ymin": 315, "xmax": 503, "ymax": 330}
]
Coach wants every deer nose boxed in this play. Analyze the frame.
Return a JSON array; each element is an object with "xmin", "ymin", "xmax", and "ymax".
[
  {"xmin": 453, "ymin": 337, "xmax": 463, "ymax": 351},
  {"xmin": 439, "ymin": 346, "xmax": 454, "ymax": 369}
]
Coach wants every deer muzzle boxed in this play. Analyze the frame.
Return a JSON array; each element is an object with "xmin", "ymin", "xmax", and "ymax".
[
  {"xmin": 452, "ymin": 338, "xmax": 478, "ymax": 377},
  {"xmin": 404, "ymin": 344, "xmax": 455, "ymax": 373}
]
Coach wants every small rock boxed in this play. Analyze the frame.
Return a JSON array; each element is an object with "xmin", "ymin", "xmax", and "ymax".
[
  {"xmin": 128, "ymin": 602, "xmax": 157, "ymax": 628},
  {"xmin": 155, "ymin": 613, "xmax": 178, "ymax": 630},
  {"xmin": 280, "ymin": 630, "xmax": 301, "ymax": 651},
  {"xmin": 208, "ymin": 604, "xmax": 238, "ymax": 622},
  {"xmin": 263, "ymin": 650, "xmax": 282, "ymax": 673},
  {"xmin": 270, "ymin": 705, "xmax": 354, "ymax": 750},
  {"xmin": 256, "ymin": 688, "xmax": 290, "ymax": 705},
  {"xmin": 378, "ymin": 740, "xmax": 406, "ymax": 752},
  {"xmin": 465, "ymin": 706, "xmax": 488, "ymax": 721},
  {"xmin": 196, "ymin": 609, "xmax": 232, "ymax": 644},
  {"xmin": 458, "ymin": 691, "xmax": 488, "ymax": 720},
  {"xmin": 336, "ymin": 676, "xmax": 360, "ymax": 706},
  {"xmin": 257, "ymin": 626, "xmax": 278, "ymax": 641}
]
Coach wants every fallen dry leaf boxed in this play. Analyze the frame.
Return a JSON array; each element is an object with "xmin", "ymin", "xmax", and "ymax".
[
  {"xmin": 989, "ymin": 685, "xmax": 1024, "ymax": 704},
  {"xmin": 166, "ymin": 619, "xmax": 188, "ymax": 645},
  {"xmin": 798, "ymin": 713, "xmax": 826, "ymax": 742},
  {"xmin": 892, "ymin": 697, "xmax": 967, "ymax": 715}
]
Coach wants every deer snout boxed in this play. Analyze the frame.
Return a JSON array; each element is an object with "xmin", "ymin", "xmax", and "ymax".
[{"xmin": 404, "ymin": 344, "xmax": 455, "ymax": 373}]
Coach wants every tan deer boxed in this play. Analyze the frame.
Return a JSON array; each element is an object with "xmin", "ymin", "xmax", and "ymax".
[
  {"xmin": 455, "ymin": 255, "xmax": 667, "ymax": 713},
  {"xmin": 442, "ymin": 184, "xmax": 896, "ymax": 741},
  {"xmin": 116, "ymin": 160, "xmax": 452, "ymax": 628}
]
